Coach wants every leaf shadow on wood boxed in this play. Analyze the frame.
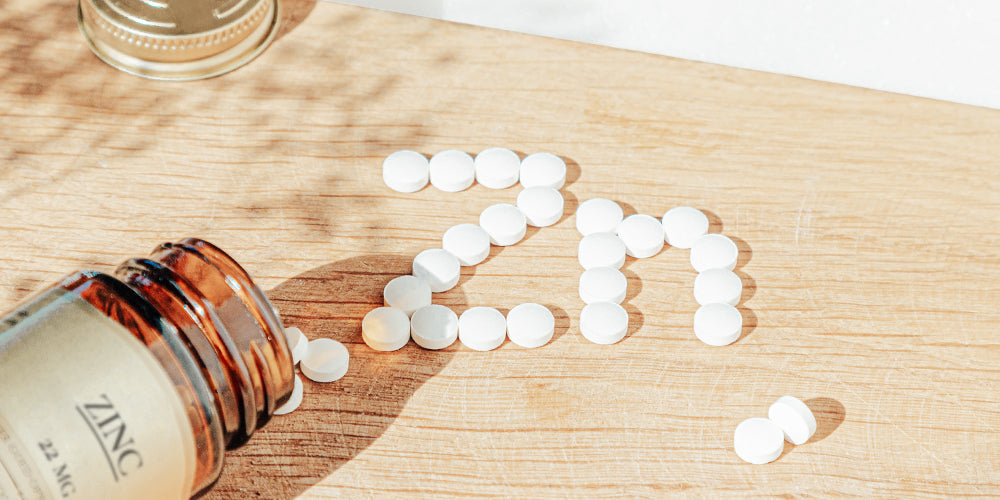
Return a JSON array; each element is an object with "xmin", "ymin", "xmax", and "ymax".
[
  {"xmin": 274, "ymin": 0, "xmax": 318, "ymax": 42},
  {"xmin": 204, "ymin": 254, "xmax": 457, "ymax": 499}
]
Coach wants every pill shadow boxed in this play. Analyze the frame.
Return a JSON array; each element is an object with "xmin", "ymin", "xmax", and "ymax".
[
  {"xmin": 622, "ymin": 302, "xmax": 645, "ymax": 340},
  {"xmin": 736, "ymin": 306, "xmax": 757, "ymax": 343},
  {"xmin": 205, "ymin": 254, "xmax": 457, "ymax": 499},
  {"xmin": 735, "ymin": 271, "xmax": 756, "ymax": 306},
  {"xmin": 805, "ymin": 397, "xmax": 846, "ymax": 442},
  {"xmin": 559, "ymin": 189, "xmax": 580, "ymax": 226},
  {"xmin": 562, "ymin": 157, "xmax": 582, "ymax": 187},
  {"xmin": 701, "ymin": 208, "xmax": 724, "ymax": 234},
  {"xmin": 543, "ymin": 304, "xmax": 571, "ymax": 344},
  {"xmin": 619, "ymin": 267, "xmax": 646, "ymax": 340},
  {"xmin": 454, "ymin": 259, "xmax": 478, "ymax": 288},
  {"xmin": 617, "ymin": 200, "xmax": 638, "ymax": 218},
  {"xmin": 730, "ymin": 236, "xmax": 752, "ymax": 268},
  {"xmin": 622, "ymin": 267, "xmax": 644, "ymax": 301},
  {"xmin": 732, "ymin": 237, "xmax": 756, "ymax": 343},
  {"xmin": 774, "ymin": 440, "xmax": 795, "ymax": 462},
  {"xmin": 520, "ymin": 224, "xmax": 543, "ymax": 245}
]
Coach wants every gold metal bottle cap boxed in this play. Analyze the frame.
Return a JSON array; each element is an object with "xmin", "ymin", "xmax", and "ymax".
[{"xmin": 77, "ymin": 0, "xmax": 280, "ymax": 81}]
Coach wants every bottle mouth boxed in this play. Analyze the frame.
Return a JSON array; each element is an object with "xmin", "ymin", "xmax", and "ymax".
[{"xmin": 116, "ymin": 238, "xmax": 295, "ymax": 447}]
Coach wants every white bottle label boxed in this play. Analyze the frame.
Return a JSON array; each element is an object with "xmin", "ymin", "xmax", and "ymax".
[{"xmin": 0, "ymin": 290, "xmax": 196, "ymax": 500}]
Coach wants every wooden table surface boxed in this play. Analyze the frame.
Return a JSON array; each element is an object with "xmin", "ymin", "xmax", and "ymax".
[{"xmin": 3, "ymin": 1, "xmax": 1000, "ymax": 498}]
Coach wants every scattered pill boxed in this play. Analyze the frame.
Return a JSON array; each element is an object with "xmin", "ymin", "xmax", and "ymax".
[
  {"xmin": 580, "ymin": 302, "xmax": 629, "ymax": 345},
  {"xmin": 578, "ymin": 232, "xmax": 626, "ymax": 270},
  {"xmin": 474, "ymin": 147, "xmax": 520, "ymax": 189},
  {"xmin": 428, "ymin": 150, "xmax": 475, "ymax": 192},
  {"xmin": 410, "ymin": 304, "xmax": 459, "ymax": 350},
  {"xmin": 362, "ymin": 306, "xmax": 411, "ymax": 352},
  {"xmin": 734, "ymin": 417, "xmax": 785, "ymax": 464},
  {"xmin": 768, "ymin": 396, "xmax": 817, "ymax": 445},
  {"xmin": 301, "ymin": 338, "xmax": 350, "ymax": 383},
  {"xmin": 575, "ymin": 198, "xmax": 623, "ymax": 236},
  {"xmin": 617, "ymin": 214, "xmax": 665, "ymax": 258},
  {"xmin": 442, "ymin": 223, "xmax": 491, "ymax": 266},
  {"xmin": 479, "ymin": 203, "xmax": 527, "ymax": 246},
  {"xmin": 516, "ymin": 186, "xmax": 564, "ymax": 227},
  {"xmin": 284, "ymin": 326, "xmax": 308, "ymax": 365},
  {"xmin": 693, "ymin": 302, "xmax": 742, "ymax": 346},
  {"xmin": 458, "ymin": 306, "xmax": 507, "ymax": 351},
  {"xmin": 383, "ymin": 275, "xmax": 432, "ymax": 316},
  {"xmin": 412, "ymin": 249, "xmax": 461, "ymax": 293},
  {"xmin": 519, "ymin": 152, "xmax": 567, "ymax": 189},
  {"xmin": 662, "ymin": 206, "xmax": 709, "ymax": 249},
  {"xmin": 506, "ymin": 303, "xmax": 555, "ymax": 348},
  {"xmin": 690, "ymin": 234, "xmax": 739, "ymax": 272},
  {"xmin": 273, "ymin": 374, "xmax": 303, "ymax": 415},
  {"xmin": 693, "ymin": 268, "xmax": 743, "ymax": 306},
  {"xmin": 382, "ymin": 150, "xmax": 429, "ymax": 193},
  {"xmin": 579, "ymin": 266, "xmax": 628, "ymax": 304}
]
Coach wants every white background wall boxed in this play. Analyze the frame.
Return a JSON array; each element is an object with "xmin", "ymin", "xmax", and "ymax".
[{"xmin": 329, "ymin": 0, "xmax": 1000, "ymax": 110}]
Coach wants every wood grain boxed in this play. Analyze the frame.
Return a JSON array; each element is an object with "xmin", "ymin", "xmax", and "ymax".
[{"xmin": 2, "ymin": 1, "xmax": 1000, "ymax": 498}]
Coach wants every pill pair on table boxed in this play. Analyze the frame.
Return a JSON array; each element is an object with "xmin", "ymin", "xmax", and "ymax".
[
  {"xmin": 274, "ymin": 326, "xmax": 350, "ymax": 415},
  {"xmin": 734, "ymin": 396, "xmax": 818, "ymax": 464}
]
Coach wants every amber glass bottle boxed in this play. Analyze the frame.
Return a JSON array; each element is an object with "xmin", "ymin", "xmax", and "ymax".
[{"xmin": 0, "ymin": 238, "xmax": 294, "ymax": 499}]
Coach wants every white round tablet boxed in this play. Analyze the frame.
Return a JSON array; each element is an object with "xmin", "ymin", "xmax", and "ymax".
[
  {"xmin": 506, "ymin": 303, "xmax": 555, "ymax": 348},
  {"xmin": 690, "ymin": 234, "xmax": 739, "ymax": 272},
  {"xmin": 273, "ymin": 374, "xmax": 303, "ymax": 415},
  {"xmin": 479, "ymin": 203, "xmax": 527, "ymax": 246},
  {"xmin": 284, "ymin": 326, "xmax": 308, "ymax": 365},
  {"xmin": 442, "ymin": 223, "xmax": 491, "ymax": 266},
  {"xmin": 575, "ymin": 198, "xmax": 624, "ymax": 236},
  {"xmin": 519, "ymin": 152, "xmax": 567, "ymax": 189},
  {"xmin": 428, "ymin": 149, "xmax": 475, "ymax": 192},
  {"xmin": 616, "ymin": 214, "xmax": 665, "ymax": 259},
  {"xmin": 362, "ymin": 306, "xmax": 410, "ymax": 352},
  {"xmin": 516, "ymin": 187, "xmax": 564, "ymax": 227},
  {"xmin": 734, "ymin": 417, "xmax": 785, "ymax": 465},
  {"xmin": 382, "ymin": 150, "xmax": 429, "ymax": 193},
  {"xmin": 474, "ymin": 147, "xmax": 520, "ymax": 189},
  {"xmin": 383, "ymin": 275, "xmax": 432, "ymax": 316},
  {"xmin": 458, "ymin": 306, "xmax": 507, "ymax": 351},
  {"xmin": 412, "ymin": 249, "xmax": 461, "ymax": 293},
  {"xmin": 768, "ymin": 396, "xmax": 817, "ymax": 445},
  {"xmin": 301, "ymin": 338, "xmax": 350, "ymax": 383},
  {"xmin": 693, "ymin": 268, "xmax": 743, "ymax": 306},
  {"xmin": 410, "ymin": 304, "xmax": 459, "ymax": 350},
  {"xmin": 662, "ymin": 206, "xmax": 709, "ymax": 249},
  {"xmin": 693, "ymin": 303, "xmax": 742, "ymax": 346},
  {"xmin": 578, "ymin": 232, "xmax": 626, "ymax": 270},
  {"xmin": 580, "ymin": 302, "xmax": 629, "ymax": 345},
  {"xmin": 579, "ymin": 266, "xmax": 628, "ymax": 304}
]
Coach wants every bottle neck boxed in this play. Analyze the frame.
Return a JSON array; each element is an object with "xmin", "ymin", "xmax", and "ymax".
[{"xmin": 115, "ymin": 238, "xmax": 295, "ymax": 448}]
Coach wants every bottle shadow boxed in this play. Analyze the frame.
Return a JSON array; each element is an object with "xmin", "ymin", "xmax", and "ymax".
[{"xmin": 204, "ymin": 254, "xmax": 456, "ymax": 499}]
